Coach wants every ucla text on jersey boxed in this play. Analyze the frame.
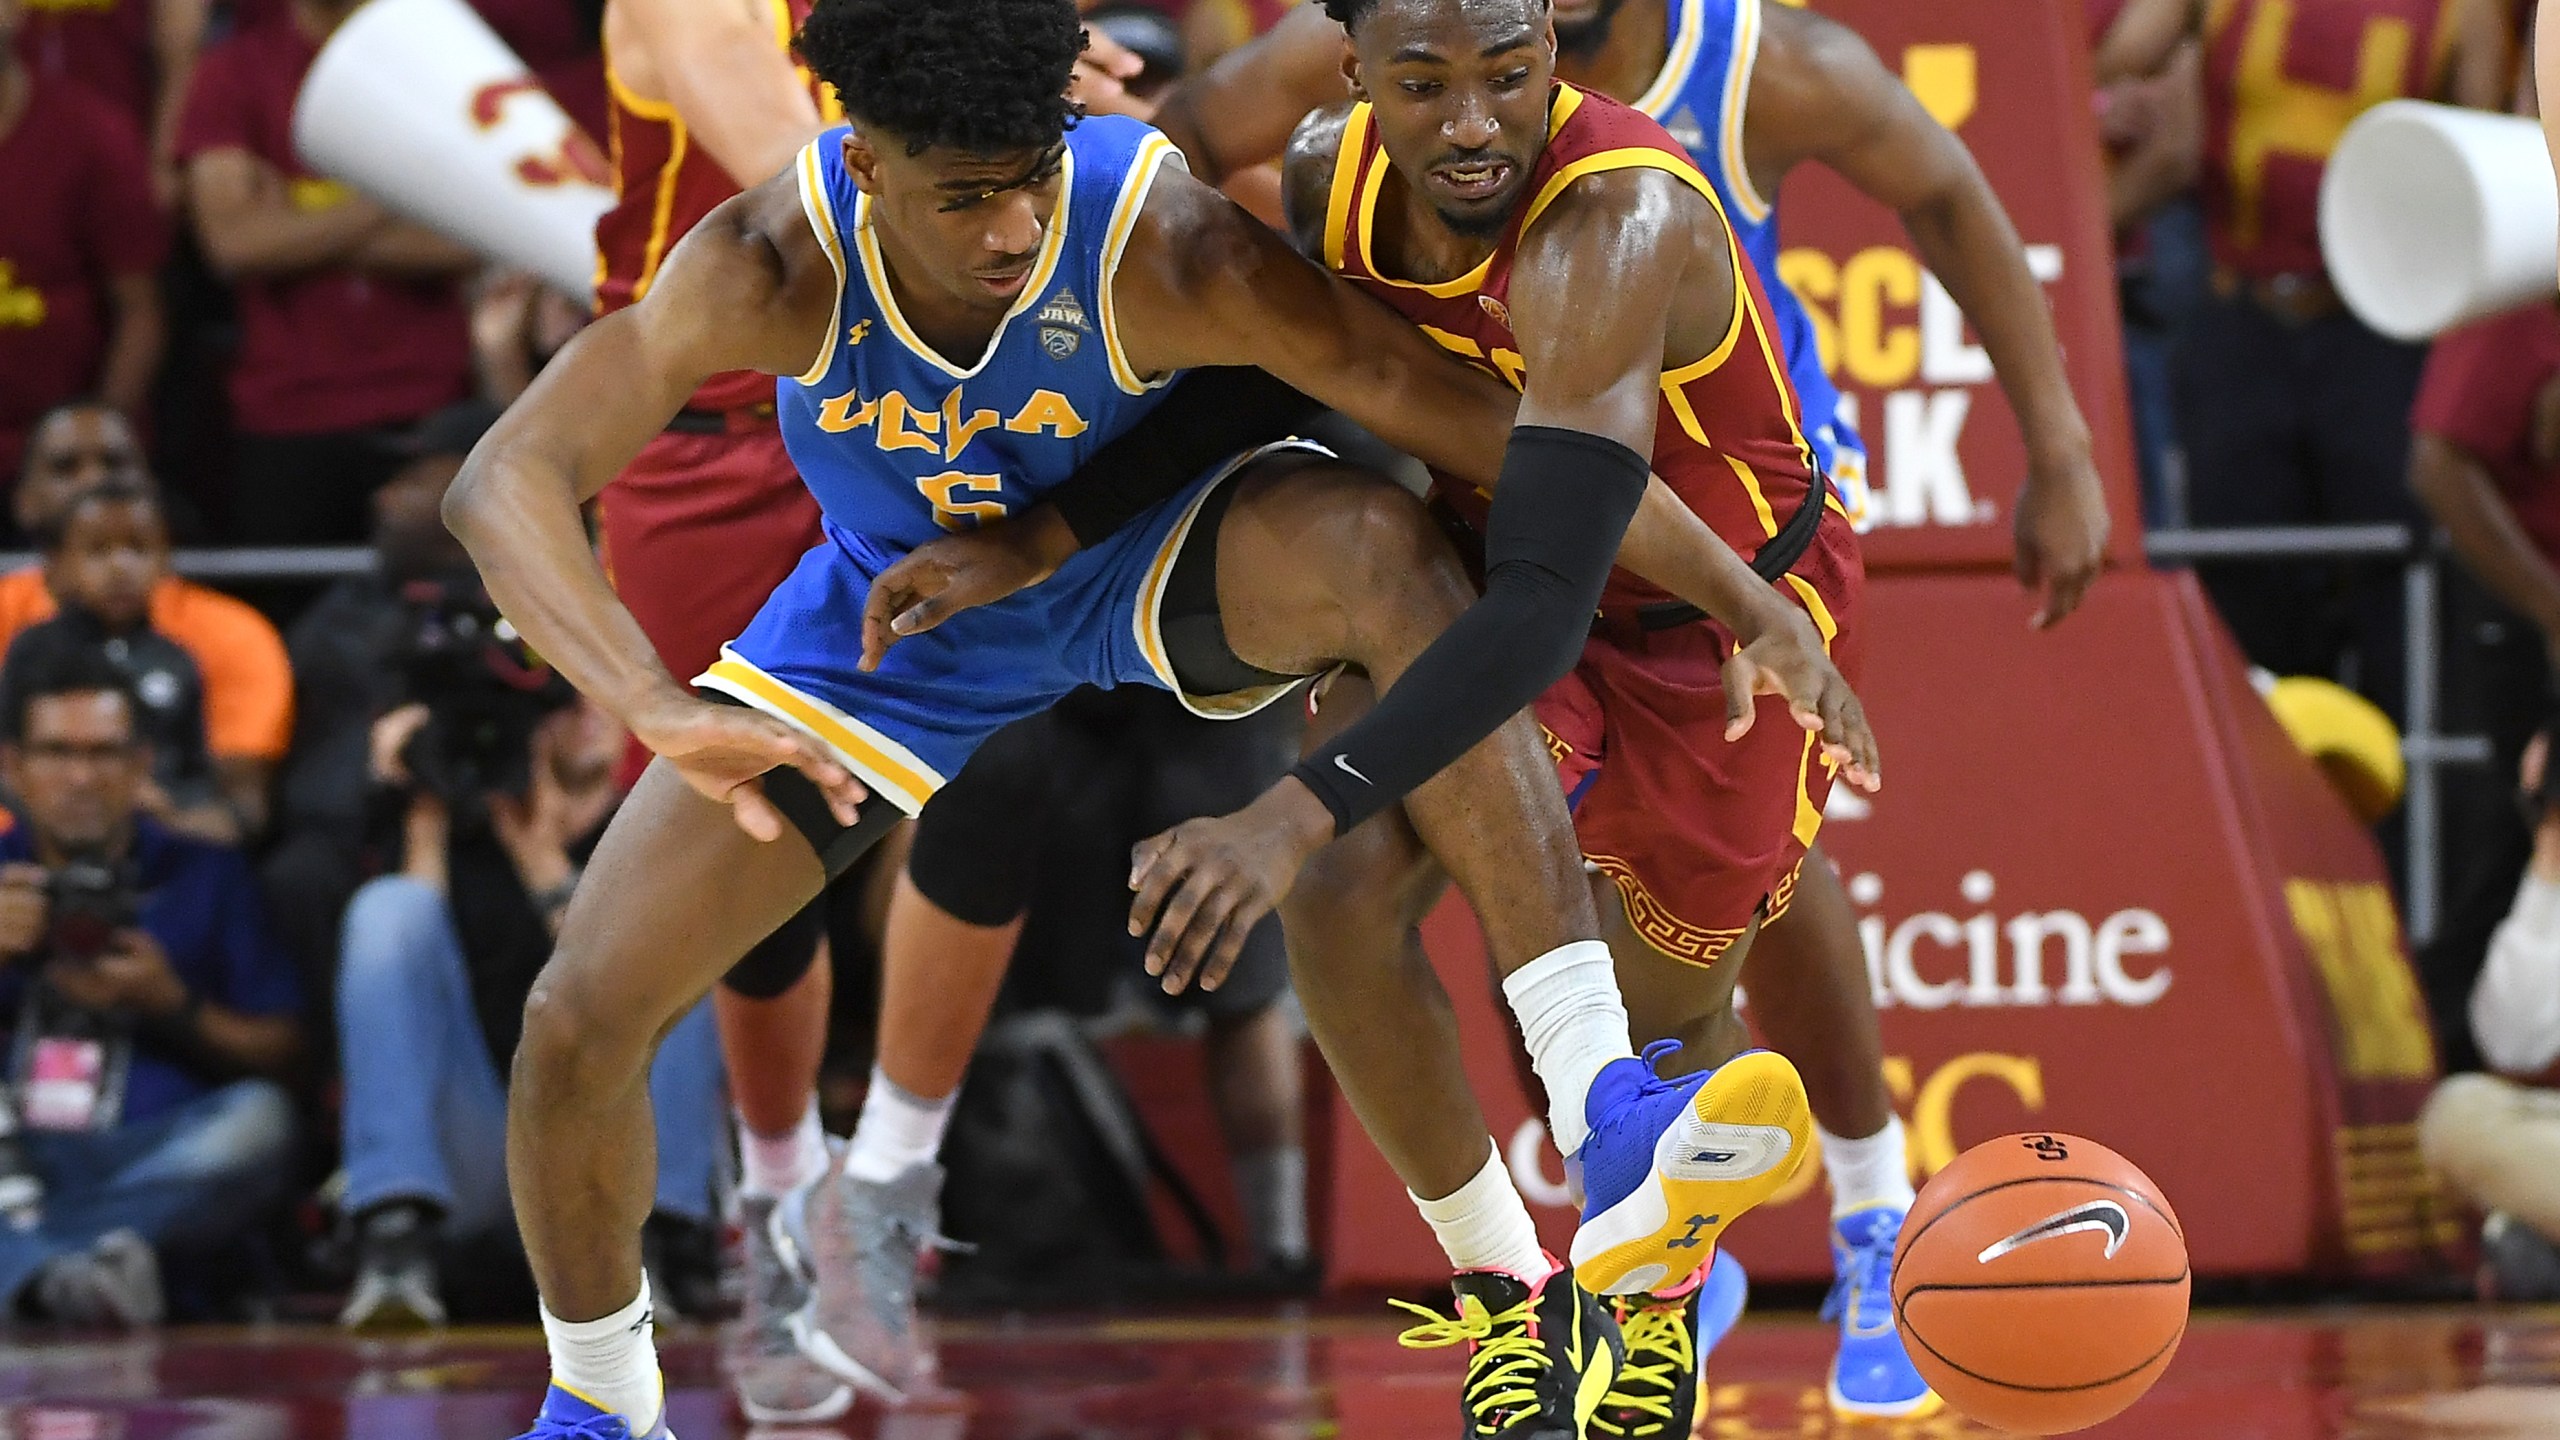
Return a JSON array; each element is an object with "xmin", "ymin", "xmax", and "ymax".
[{"xmin": 776, "ymin": 114, "xmax": 1182, "ymax": 557}]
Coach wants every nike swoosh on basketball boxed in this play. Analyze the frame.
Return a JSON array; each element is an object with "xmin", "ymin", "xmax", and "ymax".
[
  {"xmin": 1976, "ymin": 1200, "xmax": 2131, "ymax": 1264},
  {"xmin": 1333, "ymin": 754, "xmax": 1372, "ymax": 785}
]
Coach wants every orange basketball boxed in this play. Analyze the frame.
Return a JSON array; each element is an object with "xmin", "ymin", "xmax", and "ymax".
[{"xmin": 1890, "ymin": 1133, "xmax": 2190, "ymax": 1435}]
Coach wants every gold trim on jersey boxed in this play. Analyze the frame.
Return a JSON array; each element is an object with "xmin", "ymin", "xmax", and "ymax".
[
  {"xmin": 1100, "ymin": 133, "xmax": 1183, "ymax": 395},
  {"xmin": 849, "ymin": 146, "xmax": 1075, "ymax": 381},
  {"xmin": 1322, "ymin": 104, "xmax": 1371, "ymax": 273},
  {"xmin": 1348, "ymin": 86, "xmax": 1585, "ymax": 297},
  {"xmin": 1719, "ymin": 0, "xmax": 1772, "ymax": 225},
  {"xmin": 1130, "ymin": 442, "xmax": 1329, "ymax": 721},
  {"xmin": 1518, "ymin": 146, "xmax": 1719, "ymax": 235},
  {"xmin": 1632, "ymin": 0, "xmax": 1709, "ymax": 116},
  {"xmin": 791, "ymin": 141, "xmax": 850, "ymax": 385},
  {"xmin": 696, "ymin": 650, "xmax": 947, "ymax": 817}
]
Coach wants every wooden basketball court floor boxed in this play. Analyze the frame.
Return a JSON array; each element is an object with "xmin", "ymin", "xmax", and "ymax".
[{"xmin": 6, "ymin": 1304, "xmax": 2560, "ymax": 1439}]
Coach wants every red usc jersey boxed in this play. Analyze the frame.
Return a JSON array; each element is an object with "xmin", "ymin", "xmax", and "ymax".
[
  {"xmin": 1320, "ymin": 84, "xmax": 1832, "ymax": 615},
  {"xmin": 2201, "ymin": 0, "xmax": 2451, "ymax": 278},
  {"xmin": 592, "ymin": 0, "xmax": 840, "ymax": 412}
]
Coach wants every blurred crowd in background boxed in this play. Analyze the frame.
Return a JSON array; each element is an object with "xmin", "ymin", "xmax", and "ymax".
[{"xmin": 5, "ymin": 0, "xmax": 2560, "ymax": 1328}]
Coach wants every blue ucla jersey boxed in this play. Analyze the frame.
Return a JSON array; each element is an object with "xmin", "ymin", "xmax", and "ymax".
[
  {"xmin": 776, "ymin": 115, "xmax": 1182, "ymax": 554},
  {"xmin": 1631, "ymin": 0, "xmax": 1865, "ymax": 508}
]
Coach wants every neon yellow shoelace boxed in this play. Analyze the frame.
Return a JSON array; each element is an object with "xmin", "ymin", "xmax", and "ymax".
[
  {"xmin": 1594, "ymin": 1301, "xmax": 1695, "ymax": 1437},
  {"xmin": 1393, "ymin": 1293, "xmax": 1551, "ymax": 1432}
]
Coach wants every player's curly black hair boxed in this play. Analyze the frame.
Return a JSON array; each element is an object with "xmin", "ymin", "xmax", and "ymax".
[{"xmin": 796, "ymin": 0, "xmax": 1084, "ymax": 155}]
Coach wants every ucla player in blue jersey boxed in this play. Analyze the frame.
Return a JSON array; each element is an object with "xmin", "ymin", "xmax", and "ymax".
[
  {"xmin": 1120, "ymin": 0, "xmax": 2113, "ymax": 1421},
  {"xmin": 442, "ymin": 0, "xmax": 1879, "ymax": 1433}
]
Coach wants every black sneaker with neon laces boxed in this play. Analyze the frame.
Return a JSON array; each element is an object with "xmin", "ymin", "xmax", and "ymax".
[
  {"xmin": 1596, "ymin": 1278, "xmax": 1703, "ymax": 1438},
  {"xmin": 1394, "ymin": 1261, "xmax": 1625, "ymax": 1439}
]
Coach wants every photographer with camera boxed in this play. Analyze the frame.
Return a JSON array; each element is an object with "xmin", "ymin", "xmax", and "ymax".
[
  {"xmin": 0, "ymin": 645, "xmax": 302, "ymax": 1327},
  {"xmin": 333, "ymin": 601, "xmax": 722, "ymax": 1331}
]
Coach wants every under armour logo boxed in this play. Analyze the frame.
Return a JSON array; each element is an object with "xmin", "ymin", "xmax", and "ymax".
[
  {"xmin": 1333, "ymin": 754, "xmax": 1371, "ymax": 785},
  {"xmin": 848, "ymin": 319, "xmax": 872, "ymax": 345},
  {"xmin": 1665, "ymin": 1213, "xmax": 1720, "ymax": 1250}
]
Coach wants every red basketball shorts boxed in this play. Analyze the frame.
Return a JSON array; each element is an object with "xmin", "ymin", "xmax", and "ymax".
[{"xmin": 1539, "ymin": 510, "xmax": 1866, "ymax": 971}]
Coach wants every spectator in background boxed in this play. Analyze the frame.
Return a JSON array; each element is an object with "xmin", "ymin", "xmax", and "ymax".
[
  {"xmin": 0, "ymin": 0, "xmax": 168, "ymax": 492},
  {"xmin": 2, "ymin": 481, "xmax": 258, "ymax": 844},
  {"xmin": 2100, "ymin": 0, "xmax": 2512, "ymax": 722},
  {"xmin": 0, "ymin": 647, "xmax": 301, "ymax": 1327},
  {"xmin": 0, "ymin": 404, "xmax": 294, "ymax": 836},
  {"xmin": 337, "ymin": 694, "xmax": 722, "ymax": 1328},
  {"xmin": 2419, "ymin": 732, "xmax": 2560, "ymax": 1303},
  {"xmin": 175, "ymin": 0, "xmax": 478, "ymax": 549},
  {"xmin": 2408, "ymin": 297, "xmax": 2560, "ymax": 1070},
  {"xmin": 468, "ymin": 273, "xmax": 588, "ymax": 409},
  {"xmin": 261, "ymin": 404, "xmax": 484, "ymax": 996},
  {"xmin": 2087, "ymin": 0, "xmax": 2204, "ymax": 525},
  {"xmin": 10, "ymin": 0, "xmax": 208, "ymax": 200}
]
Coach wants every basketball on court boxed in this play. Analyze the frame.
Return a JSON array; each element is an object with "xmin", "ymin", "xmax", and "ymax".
[{"xmin": 1890, "ymin": 1133, "xmax": 2191, "ymax": 1435}]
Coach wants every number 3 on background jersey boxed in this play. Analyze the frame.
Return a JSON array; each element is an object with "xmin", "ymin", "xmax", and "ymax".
[{"xmin": 918, "ymin": 471, "xmax": 1009, "ymax": 530}]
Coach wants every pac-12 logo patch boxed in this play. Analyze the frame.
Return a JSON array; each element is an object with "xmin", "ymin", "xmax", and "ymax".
[
  {"xmin": 1037, "ymin": 291, "xmax": 1090, "ymax": 359},
  {"xmin": 1478, "ymin": 294, "xmax": 1511, "ymax": 329}
]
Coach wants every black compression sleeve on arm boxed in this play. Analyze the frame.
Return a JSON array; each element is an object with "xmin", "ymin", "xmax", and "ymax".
[
  {"xmin": 1049, "ymin": 366, "xmax": 1324, "ymax": 547},
  {"xmin": 1289, "ymin": 424, "xmax": 1650, "ymax": 834}
]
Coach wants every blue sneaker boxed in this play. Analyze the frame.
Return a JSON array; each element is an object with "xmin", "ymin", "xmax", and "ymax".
[
  {"xmin": 511, "ymin": 1383, "xmax": 674, "ymax": 1440},
  {"xmin": 1822, "ymin": 1206, "xmax": 1940, "ymax": 1419},
  {"xmin": 1568, "ymin": 1043, "xmax": 1812, "ymax": 1297}
]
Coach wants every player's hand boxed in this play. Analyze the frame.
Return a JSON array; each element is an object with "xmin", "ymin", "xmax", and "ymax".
[
  {"xmin": 860, "ymin": 521, "xmax": 1063, "ymax": 671},
  {"xmin": 1721, "ymin": 607, "xmax": 1881, "ymax": 793},
  {"xmin": 1070, "ymin": 27, "xmax": 1152, "ymax": 119},
  {"xmin": 0, "ymin": 864, "xmax": 49, "ymax": 961},
  {"xmin": 1127, "ymin": 779, "xmax": 1335, "ymax": 994},
  {"xmin": 627, "ymin": 692, "xmax": 866, "ymax": 843},
  {"xmin": 2013, "ymin": 451, "xmax": 2110, "ymax": 629}
]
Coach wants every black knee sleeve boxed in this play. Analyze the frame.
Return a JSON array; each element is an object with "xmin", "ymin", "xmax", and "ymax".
[
  {"xmin": 905, "ymin": 714, "xmax": 1057, "ymax": 927},
  {"xmin": 716, "ymin": 764, "xmax": 907, "ymax": 999}
]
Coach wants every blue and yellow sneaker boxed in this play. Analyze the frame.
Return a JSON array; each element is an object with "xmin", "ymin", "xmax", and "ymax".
[
  {"xmin": 1568, "ymin": 1043, "xmax": 1813, "ymax": 1298},
  {"xmin": 1592, "ymin": 1248, "xmax": 1750, "ymax": 1437},
  {"xmin": 510, "ymin": 1384, "xmax": 673, "ymax": 1440},
  {"xmin": 1393, "ymin": 1258, "xmax": 1625, "ymax": 1438},
  {"xmin": 1823, "ymin": 1206, "xmax": 1941, "ymax": 1420}
]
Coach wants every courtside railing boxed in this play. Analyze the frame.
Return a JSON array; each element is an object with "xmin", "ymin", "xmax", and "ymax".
[{"xmin": 2147, "ymin": 524, "xmax": 2493, "ymax": 945}]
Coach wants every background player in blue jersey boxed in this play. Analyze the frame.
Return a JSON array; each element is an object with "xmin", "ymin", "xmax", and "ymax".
[
  {"xmin": 1096, "ymin": 0, "xmax": 2115, "ymax": 1419},
  {"xmin": 440, "ymin": 0, "xmax": 1877, "ymax": 1434}
]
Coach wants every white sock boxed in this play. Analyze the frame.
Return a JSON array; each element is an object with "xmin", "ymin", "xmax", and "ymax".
[
  {"xmin": 1231, "ymin": 1145, "xmax": 1309, "ymax": 1266},
  {"xmin": 1410, "ymin": 1141, "xmax": 1547, "ymax": 1282},
  {"xmin": 1819, "ymin": 1116, "xmax": 1917, "ymax": 1218},
  {"xmin": 843, "ymin": 1066, "xmax": 956, "ymax": 1184},
  {"xmin": 738, "ymin": 1098, "xmax": 830, "ymax": 1200},
  {"xmin": 541, "ymin": 1277, "xmax": 663, "ymax": 1430},
  {"xmin": 1499, "ymin": 941, "xmax": 1633, "ymax": 1157}
]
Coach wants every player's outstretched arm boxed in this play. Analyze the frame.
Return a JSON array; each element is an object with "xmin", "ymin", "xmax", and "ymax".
[
  {"xmin": 444, "ymin": 179, "xmax": 864, "ymax": 838},
  {"xmin": 1150, "ymin": 2, "xmax": 1350, "ymax": 185},
  {"xmin": 1751, "ymin": 3, "xmax": 2105, "ymax": 627}
]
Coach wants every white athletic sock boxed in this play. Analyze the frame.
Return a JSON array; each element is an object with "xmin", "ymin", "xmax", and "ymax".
[
  {"xmin": 1819, "ymin": 1116, "xmax": 1917, "ymax": 1218},
  {"xmin": 1500, "ymin": 941, "xmax": 1633, "ymax": 1158},
  {"xmin": 1232, "ymin": 1145, "xmax": 1309, "ymax": 1266},
  {"xmin": 541, "ymin": 1277, "xmax": 663, "ymax": 1431},
  {"xmin": 843, "ymin": 1066, "xmax": 957, "ymax": 1184},
  {"xmin": 738, "ymin": 1098, "xmax": 830, "ymax": 1200},
  {"xmin": 1411, "ymin": 1141, "xmax": 1548, "ymax": 1282}
]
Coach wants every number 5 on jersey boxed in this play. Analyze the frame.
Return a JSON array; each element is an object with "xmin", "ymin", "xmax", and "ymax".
[{"xmin": 918, "ymin": 471, "xmax": 1008, "ymax": 530}]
